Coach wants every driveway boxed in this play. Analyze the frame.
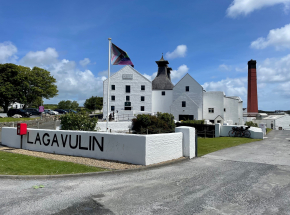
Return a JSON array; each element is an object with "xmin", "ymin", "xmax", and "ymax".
[
  {"xmin": 1, "ymin": 130, "xmax": 290, "ymax": 214},
  {"xmin": 204, "ymin": 130, "xmax": 290, "ymax": 166}
]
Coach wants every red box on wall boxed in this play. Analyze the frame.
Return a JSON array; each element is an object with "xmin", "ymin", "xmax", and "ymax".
[{"xmin": 17, "ymin": 123, "xmax": 27, "ymax": 135}]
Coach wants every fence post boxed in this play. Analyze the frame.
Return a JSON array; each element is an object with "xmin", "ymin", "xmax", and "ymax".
[{"xmin": 38, "ymin": 122, "xmax": 39, "ymax": 129}]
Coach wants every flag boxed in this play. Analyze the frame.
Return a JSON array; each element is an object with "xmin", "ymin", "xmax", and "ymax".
[{"xmin": 111, "ymin": 43, "xmax": 134, "ymax": 67}]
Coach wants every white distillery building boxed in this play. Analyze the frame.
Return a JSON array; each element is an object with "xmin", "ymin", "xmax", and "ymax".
[
  {"xmin": 103, "ymin": 56, "xmax": 243, "ymax": 125},
  {"xmin": 253, "ymin": 113, "xmax": 290, "ymax": 130}
]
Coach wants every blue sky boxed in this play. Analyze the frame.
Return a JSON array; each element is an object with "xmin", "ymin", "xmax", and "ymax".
[{"xmin": 0, "ymin": 0, "xmax": 289, "ymax": 110}]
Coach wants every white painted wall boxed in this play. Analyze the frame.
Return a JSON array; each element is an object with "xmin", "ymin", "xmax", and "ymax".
[
  {"xmin": 274, "ymin": 115, "xmax": 290, "ymax": 130},
  {"xmin": 1, "ymin": 127, "xmax": 193, "ymax": 165},
  {"xmin": 103, "ymin": 66, "xmax": 152, "ymax": 118},
  {"xmin": 170, "ymin": 93, "xmax": 199, "ymax": 120},
  {"xmin": 145, "ymin": 133, "xmax": 182, "ymax": 165},
  {"xmin": 203, "ymin": 91, "xmax": 225, "ymax": 121},
  {"xmin": 152, "ymin": 90, "xmax": 173, "ymax": 113},
  {"xmin": 173, "ymin": 74, "xmax": 203, "ymax": 119},
  {"xmin": 175, "ymin": 126, "xmax": 196, "ymax": 158},
  {"xmin": 219, "ymin": 125, "xmax": 263, "ymax": 139},
  {"xmin": 97, "ymin": 122, "xmax": 132, "ymax": 132},
  {"xmin": 224, "ymin": 97, "xmax": 241, "ymax": 125}
]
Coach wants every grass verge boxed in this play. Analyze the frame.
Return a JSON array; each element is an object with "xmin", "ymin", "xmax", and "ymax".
[
  {"xmin": 0, "ymin": 151, "xmax": 107, "ymax": 175},
  {"xmin": 198, "ymin": 137, "xmax": 261, "ymax": 157},
  {"xmin": 266, "ymin": 128, "xmax": 272, "ymax": 134},
  {"xmin": 0, "ymin": 117, "xmax": 40, "ymax": 123}
]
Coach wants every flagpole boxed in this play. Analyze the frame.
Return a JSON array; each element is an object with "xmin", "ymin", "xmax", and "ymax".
[{"xmin": 107, "ymin": 38, "xmax": 111, "ymax": 132}]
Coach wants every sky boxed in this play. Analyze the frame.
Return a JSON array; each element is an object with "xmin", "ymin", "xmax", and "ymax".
[{"xmin": 0, "ymin": 0, "xmax": 289, "ymax": 110}]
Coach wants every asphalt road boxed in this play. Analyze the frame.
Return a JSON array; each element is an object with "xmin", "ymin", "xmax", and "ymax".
[{"xmin": 1, "ymin": 130, "xmax": 290, "ymax": 214}]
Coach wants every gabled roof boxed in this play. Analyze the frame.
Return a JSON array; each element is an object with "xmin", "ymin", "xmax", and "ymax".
[
  {"xmin": 214, "ymin": 115, "xmax": 224, "ymax": 120},
  {"xmin": 170, "ymin": 92, "xmax": 198, "ymax": 108},
  {"xmin": 174, "ymin": 73, "xmax": 203, "ymax": 90},
  {"xmin": 103, "ymin": 65, "xmax": 151, "ymax": 83}
]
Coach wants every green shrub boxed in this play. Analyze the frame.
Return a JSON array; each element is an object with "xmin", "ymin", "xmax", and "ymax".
[
  {"xmin": 132, "ymin": 112, "xmax": 175, "ymax": 134},
  {"xmin": 245, "ymin": 121, "xmax": 258, "ymax": 127},
  {"xmin": 60, "ymin": 110, "xmax": 99, "ymax": 131}
]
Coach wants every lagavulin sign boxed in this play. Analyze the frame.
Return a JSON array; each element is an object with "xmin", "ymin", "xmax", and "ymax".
[{"xmin": 26, "ymin": 131, "xmax": 104, "ymax": 151}]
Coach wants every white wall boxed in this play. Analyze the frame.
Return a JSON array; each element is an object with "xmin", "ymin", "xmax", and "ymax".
[
  {"xmin": 175, "ymin": 126, "xmax": 196, "ymax": 158},
  {"xmin": 203, "ymin": 91, "xmax": 225, "ymax": 121},
  {"xmin": 219, "ymin": 125, "xmax": 263, "ymax": 139},
  {"xmin": 103, "ymin": 66, "xmax": 152, "ymax": 118},
  {"xmin": 170, "ymin": 93, "xmax": 199, "ymax": 121},
  {"xmin": 98, "ymin": 122, "xmax": 132, "ymax": 132},
  {"xmin": 173, "ymin": 74, "xmax": 203, "ymax": 118},
  {"xmin": 2, "ymin": 127, "xmax": 195, "ymax": 165},
  {"xmin": 224, "ymin": 97, "xmax": 241, "ymax": 125},
  {"xmin": 152, "ymin": 90, "xmax": 173, "ymax": 113}
]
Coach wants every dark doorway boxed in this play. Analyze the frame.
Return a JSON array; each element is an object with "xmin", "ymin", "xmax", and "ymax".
[{"xmin": 179, "ymin": 115, "xmax": 194, "ymax": 121}]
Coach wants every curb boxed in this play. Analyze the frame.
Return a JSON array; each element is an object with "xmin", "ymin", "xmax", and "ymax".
[{"xmin": 0, "ymin": 157, "xmax": 191, "ymax": 179}]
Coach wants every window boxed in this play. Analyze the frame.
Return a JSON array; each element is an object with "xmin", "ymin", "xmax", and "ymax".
[
  {"xmin": 186, "ymin": 86, "xmax": 189, "ymax": 92},
  {"xmin": 141, "ymin": 106, "xmax": 144, "ymax": 111},
  {"xmin": 208, "ymin": 108, "xmax": 214, "ymax": 113},
  {"xmin": 125, "ymin": 107, "xmax": 131, "ymax": 110},
  {"xmin": 141, "ymin": 85, "xmax": 145, "ymax": 90},
  {"xmin": 126, "ymin": 85, "xmax": 130, "ymax": 93},
  {"xmin": 111, "ymin": 95, "xmax": 115, "ymax": 101},
  {"xmin": 111, "ymin": 106, "xmax": 115, "ymax": 111},
  {"xmin": 141, "ymin": 96, "xmax": 145, "ymax": 101},
  {"xmin": 182, "ymin": 101, "xmax": 186, "ymax": 107},
  {"xmin": 126, "ymin": 96, "xmax": 130, "ymax": 101},
  {"xmin": 162, "ymin": 91, "xmax": 165, "ymax": 96},
  {"xmin": 224, "ymin": 108, "xmax": 226, "ymax": 112},
  {"xmin": 111, "ymin": 85, "xmax": 115, "ymax": 90}
]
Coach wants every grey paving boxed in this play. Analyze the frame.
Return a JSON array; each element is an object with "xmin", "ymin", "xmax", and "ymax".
[
  {"xmin": 204, "ymin": 130, "xmax": 290, "ymax": 166},
  {"xmin": 1, "ymin": 130, "xmax": 290, "ymax": 214}
]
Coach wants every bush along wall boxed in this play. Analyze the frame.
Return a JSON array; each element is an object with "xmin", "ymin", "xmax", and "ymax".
[
  {"xmin": 176, "ymin": 120, "xmax": 215, "ymax": 138},
  {"xmin": 132, "ymin": 112, "xmax": 175, "ymax": 134},
  {"xmin": 60, "ymin": 110, "xmax": 99, "ymax": 131}
]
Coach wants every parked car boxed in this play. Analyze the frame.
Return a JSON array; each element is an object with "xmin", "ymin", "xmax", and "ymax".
[
  {"xmin": 25, "ymin": 108, "xmax": 41, "ymax": 115},
  {"xmin": 54, "ymin": 109, "xmax": 67, "ymax": 114},
  {"xmin": 7, "ymin": 109, "xmax": 32, "ymax": 117},
  {"xmin": 64, "ymin": 109, "xmax": 77, "ymax": 114},
  {"xmin": 44, "ymin": 109, "xmax": 58, "ymax": 115}
]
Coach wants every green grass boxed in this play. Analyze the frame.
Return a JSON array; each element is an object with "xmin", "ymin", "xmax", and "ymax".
[
  {"xmin": 0, "ymin": 117, "xmax": 40, "ymax": 122},
  {"xmin": 266, "ymin": 128, "xmax": 272, "ymax": 134},
  {"xmin": 0, "ymin": 151, "xmax": 107, "ymax": 175},
  {"xmin": 198, "ymin": 137, "xmax": 262, "ymax": 157}
]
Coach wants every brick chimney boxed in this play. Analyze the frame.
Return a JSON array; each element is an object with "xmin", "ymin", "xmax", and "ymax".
[{"xmin": 247, "ymin": 60, "xmax": 258, "ymax": 113}]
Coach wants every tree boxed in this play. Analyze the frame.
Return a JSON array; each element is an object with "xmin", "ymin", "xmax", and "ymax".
[
  {"xmin": 71, "ymin": 101, "xmax": 79, "ymax": 110},
  {"xmin": 18, "ymin": 66, "xmax": 58, "ymax": 109},
  {"xmin": 84, "ymin": 96, "xmax": 103, "ymax": 111},
  {"xmin": 58, "ymin": 100, "xmax": 71, "ymax": 109},
  {"xmin": 0, "ymin": 64, "xmax": 24, "ymax": 112},
  {"xmin": 57, "ymin": 100, "xmax": 79, "ymax": 110}
]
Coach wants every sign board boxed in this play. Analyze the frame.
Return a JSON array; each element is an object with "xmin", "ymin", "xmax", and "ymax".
[
  {"xmin": 122, "ymin": 74, "xmax": 133, "ymax": 80},
  {"xmin": 39, "ymin": 106, "xmax": 44, "ymax": 112}
]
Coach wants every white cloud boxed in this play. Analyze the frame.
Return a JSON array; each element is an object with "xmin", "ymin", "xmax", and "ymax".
[
  {"xmin": 219, "ymin": 64, "xmax": 231, "ymax": 71},
  {"xmin": 235, "ymin": 66, "xmax": 247, "ymax": 72},
  {"xmin": 165, "ymin": 45, "xmax": 187, "ymax": 59},
  {"xmin": 251, "ymin": 24, "xmax": 290, "ymax": 50},
  {"xmin": 202, "ymin": 78, "xmax": 247, "ymax": 98},
  {"xmin": 143, "ymin": 72, "xmax": 157, "ymax": 81},
  {"xmin": 19, "ymin": 48, "xmax": 105, "ymax": 105},
  {"xmin": 20, "ymin": 48, "xmax": 58, "ymax": 67},
  {"xmin": 79, "ymin": 58, "xmax": 90, "ymax": 67},
  {"xmin": 171, "ymin": 64, "xmax": 189, "ymax": 82},
  {"xmin": 98, "ymin": 70, "xmax": 108, "ymax": 77},
  {"xmin": 0, "ymin": 41, "xmax": 18, "ymax": 63},
  {"xmin": 227, "ymin": 0, "xmax": 290, "ymax": 18}
]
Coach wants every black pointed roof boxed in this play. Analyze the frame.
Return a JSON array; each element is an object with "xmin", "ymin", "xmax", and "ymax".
[{"xmin": 152, "ymin": 55, "xmax": 174, "ymax": 90}]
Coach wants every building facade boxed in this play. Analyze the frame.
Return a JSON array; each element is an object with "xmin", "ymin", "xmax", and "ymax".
[{"xmin": 103, "ymin": 56, "xmax": 243, "ymax": 125}]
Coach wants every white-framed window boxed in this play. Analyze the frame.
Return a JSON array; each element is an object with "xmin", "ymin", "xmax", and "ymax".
[
  {"xmin": 162, "ymin": 91, "xmax": 165, "ymax": 96},
  {"xmin": 185, "ymin": 86, "xmax": 189, "ymax": 91},
  {"xmin": 111, "ymin": 106, "xmax": 115, "ymax": 111},
  {"xmin": 141, "ymin": 85, "xmax": 145, "ymax": 90},
  {"xmin": 182, "ymin": 101, "xmax": 186, "ymax": 107},
  {"xmin": 111, "ymin": 95, "xmax": 115, "ymax": 101},
  {"xmin": 111, "ymin": 85, "xmax": 115, "ymax": 90},
  {"xmin": 141, "ymin": 96, "xmax": 145, "ymax": 101},
  {"xmin": 141, "ymin": 106, "xmax": 144, "ymax": 111},
  {"xmin": 224, "ymin": 108, "xmax": 226, "ymax": 112},
  {"xmin": 209, "ymin": 108, "xmax": 214, "ymax": 113}
]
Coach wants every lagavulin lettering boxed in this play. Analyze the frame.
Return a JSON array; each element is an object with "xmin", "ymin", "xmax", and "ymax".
[{"xmin": 27, "ymin": 132, "xmax": 104, "ymax": 151}]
